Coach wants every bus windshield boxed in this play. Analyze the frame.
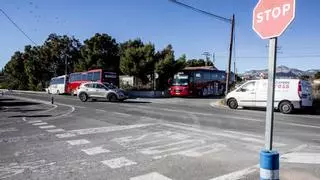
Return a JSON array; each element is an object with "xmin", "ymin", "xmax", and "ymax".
[{"xmin": 172, "ymin": 77, "xmax": 189, "ymax": 86}]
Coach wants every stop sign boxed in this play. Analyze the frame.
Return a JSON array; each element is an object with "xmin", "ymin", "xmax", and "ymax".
[{"xmin": 253, "ymin": 0, "xmax": 296, "ymax": 39}]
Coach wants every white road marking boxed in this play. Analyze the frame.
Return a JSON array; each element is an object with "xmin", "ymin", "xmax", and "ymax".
[
  {"xmin": 0, "ymin": 128, "xmax": 18, "ymax": 134},
  {"xmin": 22, "ymin": 117, "xmax": 26, "ymax": 122},
  {"xmin": 95, "ymin": 109, "xmax": 106, "ymax": 113},
  {"xmin": 101, "ymin": 157, "xmax": 137, "ymax": 169},
  {"xmin": 39, "ymin": 125, "xmax": 56, "ymax": 129},
  {"xmin": 240, "ymin": 137, "xmax": 286, "ymax": 147},
  {"xmin": 113, "ymin": 112, "xmax": 131, "ymax": 117},
  {"xmin": 27, "ymin": 120, "xmax": 42, "ymax": 124},
  {"xmin": 66, "ymin": 139, "xmax": 90, "ymax": 146},
  {"xmin": 68, "ymin": 123, "xmax": 155, "ymax": 136},
  {"xmin": 130, "ymin": 172, "xmax": 172, "ymax": 180},
  {"xmin": 153, "ymin": 143, "xmax": 226, "ymax": 159},
  {"xmin": 281, "ymin": 152, "xmax": 320, "ymax": 164},
  {"xmin": 73, "ymin": 105, "xmax": 86, "ymax": 109},
  {"xmin": 46, "ymin": 129, "xmax": 65, "ymax": 133},
  {"xmin": 224, "ymin": 130, "xmax": 263, "ymax": 138},
  {"xmin": 140, "ymin": 139, "xmax": 204, "ymax": 155},
  {"xmin": 56, "ymin": 133, "xmax": 76, "ymax": 138},
  {"xmin": 81, "ymin": 146, "xmax": 110, "ymax": 155},
  {"xmin": 209, "ymin": 165, "xmax": 259, "ymax": 180},
  {"xmin": 281, "ymin": 122, "xmax": 320, "ymax": 129},
  {"xmin": 33, "ymin": 122, "xmax": 48, "ymax": 126}
]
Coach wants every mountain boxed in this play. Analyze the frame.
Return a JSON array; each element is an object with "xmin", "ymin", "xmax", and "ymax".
[{"xmin": 243, "ymin": 66, "xmax": 320, "ymax": 79}]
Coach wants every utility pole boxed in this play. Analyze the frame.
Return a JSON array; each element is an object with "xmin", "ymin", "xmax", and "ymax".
[
  {"xmin": 168, "ymin": 0, "xmax": 235, "ymax": 95},
  {"xmin": 225, "ymin": 14, "xmax": 235, "ymax": 95}
]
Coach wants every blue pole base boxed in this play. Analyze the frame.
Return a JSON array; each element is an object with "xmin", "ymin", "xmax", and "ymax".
[{"xmin": 260, "ymin": 150, "xmax": 279, "ymax": 180}]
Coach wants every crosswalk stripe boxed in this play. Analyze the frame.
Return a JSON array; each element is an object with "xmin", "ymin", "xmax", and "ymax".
[
  {"xmin": 39, "ymin": 125, "xmax": 56, "ymax": 129},
  {"xmin": 27, "ymin": 120, "xmax": 42, "ymax": 124},
  {"xmin": 101, "ymin": 157, "xmax": 137, "ymax": 169},
  {"xmin": 66, "ymin": 139, "xmax": 90, "ymax": 145},
  {"xmin": 46, "ymin": 129, "xmax": 65, "ymax": 133},
  {"xmin": 130, "ymin": 172, "xmax": 172, "ymax": 180},
  {"xmin": 33, "ymin": 122, "xmax": 48, "ymax": 126},
  {"xmin": 81, "ymin": 146, "xmax": 110, "ymax": 155}
]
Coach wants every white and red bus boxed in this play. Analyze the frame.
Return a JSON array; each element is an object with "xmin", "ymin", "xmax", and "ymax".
[
  {"xmin": 169, "ymin": 66, "xmax": 234, "ymax": 97},
  {"xmin": 47, "ymin": 75, "xmax": 68, "ymax": 94},
  {"xmin": 66, "ymin": 69, "xmax": 118, "ymax": 95}
]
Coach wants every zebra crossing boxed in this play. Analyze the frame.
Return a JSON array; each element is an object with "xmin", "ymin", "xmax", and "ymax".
[{"xmin": 27, "ymin": 118, "xmax": 287, "ymax": 180}]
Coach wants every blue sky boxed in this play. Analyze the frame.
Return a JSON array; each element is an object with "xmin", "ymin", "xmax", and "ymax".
[{"xmin": 1, "ymin": 0, "xmax": 319, "ymax": 73}]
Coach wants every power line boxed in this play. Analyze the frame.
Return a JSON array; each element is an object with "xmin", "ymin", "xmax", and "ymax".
[
  {"xmin": 216, "ymin": 55, "xmax": 320, "ymax": 59},
  {"xmin": 0, "ymin": 8, "xmax": 37, "ymax": 46}
]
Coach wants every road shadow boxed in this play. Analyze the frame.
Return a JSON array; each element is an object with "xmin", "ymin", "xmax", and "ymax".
[
  {"xmin": 0, "ymin": 98, "xmax": 16, "ymax": 101},
  {"xmin": 9, "ymin": 114, "xmax": 52, "ymax": 118},
  {"xmin": 0, "ymin": 101, "xmax": 40, "ymax": 107}
]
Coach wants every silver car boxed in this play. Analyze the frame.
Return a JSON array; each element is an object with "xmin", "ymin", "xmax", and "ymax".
[{"xmin": 77, "ymin": 82, "xmax": 128, "ymax": 102}]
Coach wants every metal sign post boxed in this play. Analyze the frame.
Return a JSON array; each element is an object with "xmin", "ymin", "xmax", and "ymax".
[{"xmin": 265, "ymin": 37, "xmax": 277, "ymax": 151}]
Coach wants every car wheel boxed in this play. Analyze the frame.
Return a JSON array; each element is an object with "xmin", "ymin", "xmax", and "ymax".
[
  {"xmin": 79, "ymin": 92, "xmax": 88, "ymax": 102},
  {"xmin": 108, "ymin": 94, "xmax": 118, "ymax": 102},
  {"xmin": 279, "ymin": 101, "xmax": 293, "ymax": 114},
  {"xmin": 228, "ymin": 98, "xmax": 238, "ymax": 109}
]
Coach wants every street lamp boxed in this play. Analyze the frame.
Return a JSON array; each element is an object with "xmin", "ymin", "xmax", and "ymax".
[{"xmin": 168, "ymin": 0, "xmax": 235, "ymax": 95}]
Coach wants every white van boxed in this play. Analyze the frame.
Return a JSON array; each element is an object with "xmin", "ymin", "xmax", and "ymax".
[
  {"xmin": 226, "ymin": 79, "xmax": 313, "ymax": 114},
  {"xmin": 47, "ymin": 75, "xmax": 67, "ymax": 95}
]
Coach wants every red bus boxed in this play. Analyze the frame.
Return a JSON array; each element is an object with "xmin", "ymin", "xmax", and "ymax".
[
  {"xmin": 169, "ymin": 66, "xmax": 234, "ymax": 97},
  {"xmin": 66, "ymin": 69, "xmax": 118, "ymax": 95}
]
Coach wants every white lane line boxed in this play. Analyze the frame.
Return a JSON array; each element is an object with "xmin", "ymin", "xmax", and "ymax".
[
  {"xmin": 130, "ymin": 172, "xmax": 172, "ymax": 180},
  {"xmin": 224, "ymin": 130, "xmax": 263, "ymax": 138},
  {"xmin": 56, "ymin": 133, "xmax": 76, "ymax": 138},
  {"xmin": 281, "ymin": 153, "xmax": 320, "ymax": 164},
  {"xmin": 101, "ymin": 157, "xmax": 137, "ymax": 169},
  {"xmin": 81, "ymin": 146, "xmax": 110, "ymax": 155},
  {"xmin": 38, "ymin": 125, "xmax": 56, "ymax": 129},
  {"xmin": 209, "ymin": 165, "xmax": 259, "ymax": 180},
  {"xmin": 113, "ymin": 112, "xmax": 131, "ymax": 117},
  {"xmin": 280, "ymin": 122, "xmax": 320, "ymax": 129},
  {"xmin": 46, "ymin": 129, "xmax": 65, "ymax": 133},
  {"xmin": 27, "ymin": 120, "xmax": 42, "ymax": 124},
  {"xmin": 68, "ymin": 123, "xmax": 155, "ymax": 136},
  {"xmin": 66, "ymin": 139, "xmax": 90, "ymax": 146},
  {"xmin": 33, "ymin": 122, "xmax": 48, "ymax": 126}
]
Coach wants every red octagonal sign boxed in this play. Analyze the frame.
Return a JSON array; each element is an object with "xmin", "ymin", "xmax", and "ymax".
[{"xmin": 253, "ymin": 0, "xmax": 296, "ymax": 39}]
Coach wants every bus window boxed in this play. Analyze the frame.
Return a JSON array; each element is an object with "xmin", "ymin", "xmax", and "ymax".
[
  {"xmin": 93, "ymin": 72, "xmax": 101, "ymax": 81},
  {"xmin": 81, "ymin": 73, "xmax": 87, "ymax": 81},
  {"xmin": 87, "ymin": 72, "xmax": 93, "ymax": 81}
]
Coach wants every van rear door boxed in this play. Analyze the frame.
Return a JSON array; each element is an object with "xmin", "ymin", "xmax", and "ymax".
[{"xmin": 300, "ymin": 80, "xmax": 313, "ymax": 107}]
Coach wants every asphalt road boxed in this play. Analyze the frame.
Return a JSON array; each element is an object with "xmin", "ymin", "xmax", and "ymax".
[{"xmin": 0, "ymin": 92, "xmax": 319, "ymax": 180}]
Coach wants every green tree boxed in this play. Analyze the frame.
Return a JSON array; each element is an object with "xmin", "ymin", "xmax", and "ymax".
[
  {"xmin": 186, "ymin": 58, "xmax": 213, "ymax": 67},
  {"xmin": 155, "ymin": 45, "xmax": 186, "ymax": 89},
  {"xmin": 78, "ymin": 33, "xmax": 119, "ymax": 72},
  {"xmin": 120, "ymin": 39, "xmax": 156, "ymax": 84},
  {"xmin": 3, "ymin": 51, "xmax": 29, "ymax": 89},
  {"xmin": 315, "ymin": 72, "xmax": 320, "ymax": 79},
  {"xmin": 43, "ymin": 33, "xmax": 82, "ymax": 75}
]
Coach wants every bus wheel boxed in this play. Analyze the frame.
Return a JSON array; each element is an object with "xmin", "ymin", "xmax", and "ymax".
[
  {"xmin": 227, "ymin": 98, "xmax": 238, "ymax": 109},
  {"xmin": 279, "ymin": 101, "xmax": 293, "ymax": 114},
  {"xmin": 79, "ymin": 93, "xmax": 88, "ymax": 102}
]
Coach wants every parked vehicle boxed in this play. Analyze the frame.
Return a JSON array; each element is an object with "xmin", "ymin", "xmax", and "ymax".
[
  {"xmin": 67, "ymin": 69, "xmax": 118, "ymax": 96},
  {"xmin": 225, "ymin": 79, "xmax": 313, "ymax": 114},
  {"xmin": 169, "ymin": 66, "xmax": 234, "ymax": 97},
  {"xmin": 77, "ymin": 82, "xmax": 127, "ymax": 102},
  {"xmin": 47, "ymin": 75, "xmax": 68, "ymax": 94}
]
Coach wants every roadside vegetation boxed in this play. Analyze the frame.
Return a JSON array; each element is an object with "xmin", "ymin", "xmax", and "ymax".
[{"xmin": 1, "ymin": 33, "xmax": 214, "ymax": 91}]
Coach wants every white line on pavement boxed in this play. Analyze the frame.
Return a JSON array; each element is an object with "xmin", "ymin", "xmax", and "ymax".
[
  {"xmin": 66, "ymin": 139, "xmax": 90, "ymax": 146},
  {"xmin": 130, "ymin": 172, "xmax": 172, "ymax": 180},
  {"xmin": 33, "ymin": 122, "xmax": 48, "ymax": 126},
  {"xmin": 101, "ymin": 157, "xmax": 137, "ymax": 169},
  {"xmin": 209, "ymin": 165, "xmax": 259, "ymax": 180},
  {"xmin": 112, "ymin": 112, "xmax": 131, "ymax": 117},
  {"xmin": 81, "ymin": 146, "xmax": 110, "ymax": 155},
  {"xmin": 56, "ymin": 133, "xmax": 76, "ymax": 138},
  {"xmin": 46, "ymin": 129, "xmax": 65, "ymax": 133},
  {"xmin": 22, "ymin": 117, "xmax": 26, "ymax": 122},
  {"xmin": 68, "ymin": 123, "xmax": 155, "ymax": 136},
  {"xmin": 38, "ymin": 125, "xmax": 56, "ymax": 129},
  {"xmin": 281, "ymin": 152, "xmax": 320, "ymax": 164},
  {"xmin": 27, "ymin": 120, "xmax": 42, "ymax": 124}
]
